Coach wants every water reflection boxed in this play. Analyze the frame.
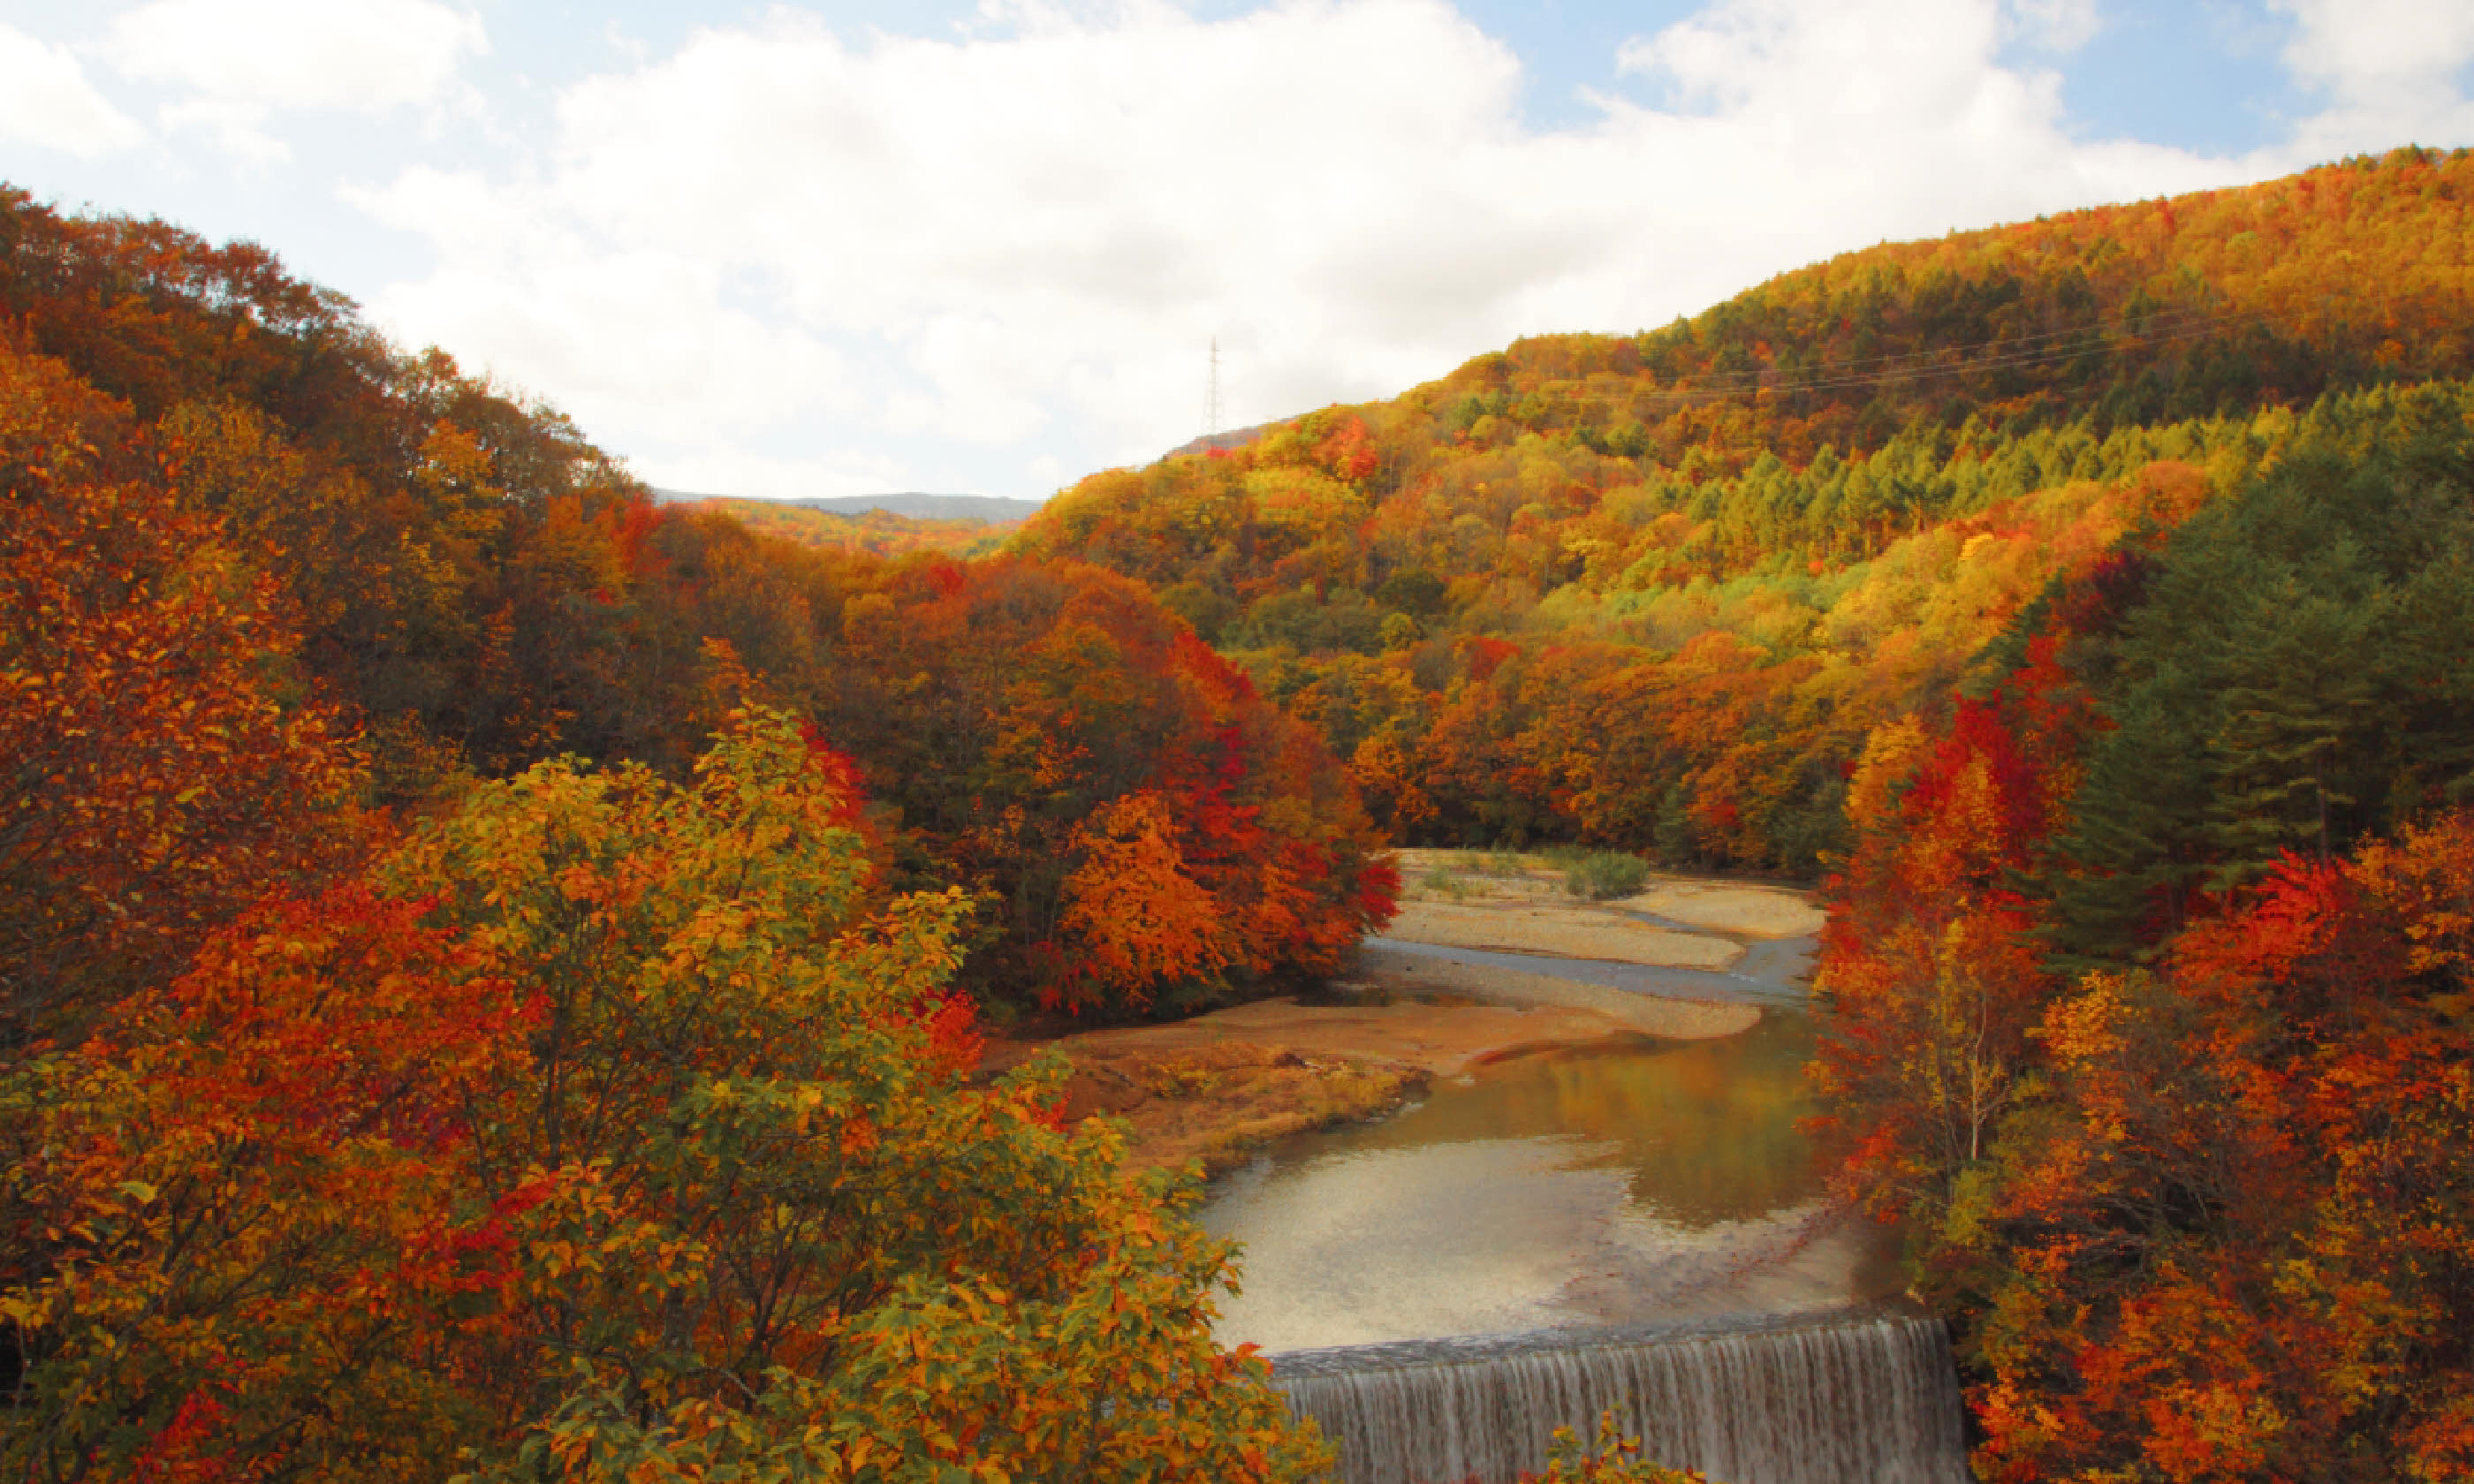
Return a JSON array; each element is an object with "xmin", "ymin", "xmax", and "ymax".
[
  {"xmin": 1347, "ymin": 1018, "xmax": 1821, "ymax": 1224},
  {"xmin": 1200, "ymin": 1011, "xmax": 1899, "ymax": 1352}
]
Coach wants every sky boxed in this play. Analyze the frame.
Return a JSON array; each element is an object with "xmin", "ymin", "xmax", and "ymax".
[{"xmin": 4, "ymin": 1, "xmax": 2471, "ymax": 503}]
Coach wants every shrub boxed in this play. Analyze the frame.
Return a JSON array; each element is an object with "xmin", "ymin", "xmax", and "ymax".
[{"xmin": 1560, "ymin": 850, "xmax": 1650, "ymax": 900}]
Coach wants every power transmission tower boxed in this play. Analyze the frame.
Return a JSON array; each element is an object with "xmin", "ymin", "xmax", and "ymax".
[{"xmin": 1203, "ymin": 337, "xmax": 1223, "ymax": 439}]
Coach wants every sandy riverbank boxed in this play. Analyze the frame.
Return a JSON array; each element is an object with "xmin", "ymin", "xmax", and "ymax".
[
  {"xmin": 978, "ymin": 989, "xmax": 1755, "ymax": 1175},
  {"xmin": 1385, "ymin": 900, "xmax": 1739, "ymax": 968},
  {"xmin": 1624, "ymin": 879, "xmax": 1825, "ymax": 940},
  {"xmin": 1348, "ymin": 943, "xmax": 1759, "ymax": 1039},
  {"xmin": 1394, "ymin": 848, "xmax": 1825, "ymax": 941},
  {"xmin": 981, "ymin": 853, "xmax": 1804, "ymax": 1176}
]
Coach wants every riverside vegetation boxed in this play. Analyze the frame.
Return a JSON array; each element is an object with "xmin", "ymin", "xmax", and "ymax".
[{"xmin": 5, "ymin": 147, "xmax": 2474, "ymax": 1480}]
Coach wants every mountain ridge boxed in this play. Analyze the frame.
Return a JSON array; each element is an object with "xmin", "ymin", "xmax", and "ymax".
[{"xmin": 651, "ymin": 489, "xmax": 1043, "ymax": 524}]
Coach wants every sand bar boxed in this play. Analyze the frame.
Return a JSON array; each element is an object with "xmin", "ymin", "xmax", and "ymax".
[
  {"xmin": 979, "ymin": 996, "xmax": 1660, "ymax": 1174},
  {"xmin": 1622, "ymin": 879, "xmax": 1826, "ymax": 940},
  {"xmin": 1388, "ymin": 899, "xmax": 1742, "ymax": 969},
  {"xmin": 1348, "ymin": 943, "xmax": 1760, "ymax": 1040}
]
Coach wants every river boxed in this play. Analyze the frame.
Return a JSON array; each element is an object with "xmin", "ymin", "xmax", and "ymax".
[{"xmin": 1195, "ymin": 910, "xmax": 1902, "ymax": 1354}]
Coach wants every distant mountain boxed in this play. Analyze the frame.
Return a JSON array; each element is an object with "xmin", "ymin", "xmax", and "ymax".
[
  {"xmin": 650, "ymin": 489, "xmax": 1043, "ymax": 524},
  {"xmin": 695, "ymin": 497, "xmax": 1022, "ymax": 559}
]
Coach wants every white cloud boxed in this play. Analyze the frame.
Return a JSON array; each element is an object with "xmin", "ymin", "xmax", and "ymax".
[
  {"xmin": 2271, "ymin": 0, "xmax": 2474, "ymax": 156},
  {"xmin": 1610, "ymin": 0, "xmax": 2227, "ymax": 206},
  {"xmin": 0, "ymin": 23, "xmax": 147, "ymax": 158},
  {"xmin": 2003, "ymin": 0, "xmax": 2102, "ymax": 54},
  {"xmin": 348, "ymin": 170, "xmax": 866, "ymax": 445},
  {"xmin": 349, "ymin": 0, "xmax": 2382, "ymax": 502},
  {"xmin": 102, "ymin": 0, "xmax": 485, "ymax": 161}
]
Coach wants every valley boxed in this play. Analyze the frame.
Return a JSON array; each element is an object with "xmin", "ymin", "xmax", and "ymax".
[{"xmin": 8, "ymin": 148, "xmax": 2474, "ymax": 1482}]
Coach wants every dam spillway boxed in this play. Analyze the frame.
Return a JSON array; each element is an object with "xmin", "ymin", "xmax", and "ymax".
[{"xmin": 1268, "ymin": 1306, "xmax": 1969, "ymax": 1484}]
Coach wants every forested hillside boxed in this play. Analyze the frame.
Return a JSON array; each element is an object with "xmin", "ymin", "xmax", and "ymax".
[
  {"xmin": 1815, "ymin": 407, "xmax": 2474, "ymax": 1479},
  {"xmin": 1012, "ymin": 146, "xmax": 2474, "ymax": 1478},
  {"xmin": 1, "ymin": 185, "xmax": 1376, "ymax": 1482},
  {"xmin": 0, "ymin": 185, "xmax": 1392, "ymax": 1026},
  {"xmin": 1020, "ymin": 147, "xmax": 2474, "ymax": 876}
]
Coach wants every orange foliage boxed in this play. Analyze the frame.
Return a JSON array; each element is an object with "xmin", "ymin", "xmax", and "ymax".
[
  {"xmin": 1968, "ymin": 819, "xmax": 2474, "ymax": 1481},
  {"xmin": 1, "ymin": 333, "xmax": 369, "ymax": 1042},
  {"xmin": 1060, "ymin": 791, "xmax": 1241, "ymax": 1003},
  {"xmin": 8, "ymin": 716, "xmax": 1332, "ymax": 1481},
  {"xmin": 1812, "ymin": 694, "xmax": 2067, "ymax": 1215},
  {"xmin": 820, "ymin": 556, "xmax": 1393, "ymax": 1015}
]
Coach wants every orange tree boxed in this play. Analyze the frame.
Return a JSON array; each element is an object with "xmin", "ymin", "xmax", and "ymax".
[
  {"xmin": 1809, "ymin": 672, "xmax": 2083, "ymax": 1232},
  {"xmin": 0, "ymin": 332, "xmax": 368, "ymax": 1049},
  {"xmin": 1963, "ymin": 819, "xmax": 2474, "ymax": 1481},
  {"xmin": 3, "ymin": 709, "xmax": 1332, "ymax": 1482},
  {"xmin": 818, "ymin": 555, "xmax": 1395, "ymax": 1018},
  {"xmin": 0, "ymin": 190, "xmax": 661, "ymax": 784}
]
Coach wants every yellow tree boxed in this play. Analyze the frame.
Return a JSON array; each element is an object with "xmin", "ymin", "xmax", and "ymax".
[{"xmin": 6, "ymin": 711, "xmax": 1332, "ymax": 1482}]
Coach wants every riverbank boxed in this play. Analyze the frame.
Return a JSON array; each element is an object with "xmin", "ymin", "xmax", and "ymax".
[
  {"xmin": 978, "ymin": 985, "xmax": 1756, "ymax": 1175},
  {"xmin": 979, "ymin": 853, "xmax": 1803, "ymax": 1176},
  {"xmin": 1349, "ymin": 943, "xmax": 1759, "ymax": 1037},
  {"xmin": 1393, "ymin": 847, "xmax": 1824, "ymax": 950}
]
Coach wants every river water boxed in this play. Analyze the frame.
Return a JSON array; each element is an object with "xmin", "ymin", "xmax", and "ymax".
[{"xmin": 1196, "ymin": 928, "xmax": 1901, "ymax": 1354}]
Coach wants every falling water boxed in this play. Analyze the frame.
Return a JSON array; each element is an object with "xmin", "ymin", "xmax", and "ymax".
[{"xmin": 1270, "ymin": 1306, "xmax": 1969, "ymax": 1484}]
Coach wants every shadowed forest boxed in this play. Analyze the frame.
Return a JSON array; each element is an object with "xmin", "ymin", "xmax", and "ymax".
[{"xmin": 6, "ymin": 147, "xmax": 2474, "ymax": 1480}]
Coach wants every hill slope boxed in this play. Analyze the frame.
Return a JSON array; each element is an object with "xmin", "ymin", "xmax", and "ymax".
[
  {"xmin": 0, "ymin": 181, "xmax": 1390, "ymax": 1023},
  {"xmin": 1016, "ymin": 146, "xmax": 2474, "ymax": 873}
]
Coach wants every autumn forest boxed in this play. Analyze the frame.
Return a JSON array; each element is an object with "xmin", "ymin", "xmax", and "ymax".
[{"xmin": 8, "ymin": 146, "xmax": 2474, "ymax": 1480}]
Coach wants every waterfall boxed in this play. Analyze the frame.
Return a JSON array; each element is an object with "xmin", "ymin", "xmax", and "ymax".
[{"xmin": 1268, "ymin": 1306, "xmax": 1969, "ymax": 1484}]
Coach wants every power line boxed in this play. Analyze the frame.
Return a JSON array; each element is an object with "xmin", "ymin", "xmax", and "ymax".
[
  {"xmin": 1692, "ymin": 307, "xmax": 2242, "ymax": 383},
  {"xmin": 1682, "ymin": 312, "xmax": 2269, "ymax": 402},
  {"xmin": 1635, "ymin": 309, "xmax": 2269, "ymax": 402},
  {"xmin": 1450, "ymin": 306, "xmax": 2288, "ymax": 412}
]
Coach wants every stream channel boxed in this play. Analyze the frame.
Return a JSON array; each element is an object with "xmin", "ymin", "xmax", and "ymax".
[{"xmin": 1196, "ymin": 912, "xmax": 1904, "ymax": 1355}]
